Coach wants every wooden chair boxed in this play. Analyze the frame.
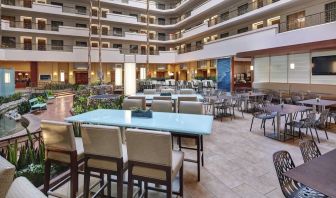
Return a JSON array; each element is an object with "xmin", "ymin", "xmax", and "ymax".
[
  {"xmin": 126, "ymin": 129, "xmax": 184, "ymax": 198},
  {"xmin": 81, "ymin": 125, "xmax": 128, "ymax": 198},
  {"xmin": 41, "ymin": 120, "xmax": 84, "ymax": 198}
]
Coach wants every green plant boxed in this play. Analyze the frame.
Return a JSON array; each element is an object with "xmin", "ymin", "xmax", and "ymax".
[
  {"xmin": 0, "ymin": 93, "xmax": 22, "ymax": 106},
  {"xmin": 18, "ymin": 101, "xmax": 31, "ymax": 115},
  {"xmin": 16, "ymin": 164, "xmax": 45, "ymax": 186},
  {"xmin": 73, "ymin": 122, "xmax": 82, "ymax": 137},
  {"xmin": 36, "ymin": 95, "xmax": 47, "ymax": 103}
]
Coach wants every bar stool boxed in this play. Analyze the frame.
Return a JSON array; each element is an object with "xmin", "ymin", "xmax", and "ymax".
[
  {"xmin": 126, "ymin": 129, "xmax": 184, "ymax": 198},
  {"xmin": 41, "ymin": 120, "xmax": 84, "ymax": 198},
  {"xmin": 151, "ymin": 100, "xmax": 173, "ymax": 113},
  {"xmin": 81, "ymin": 125, "xmax": 128, "ymax": 198}
]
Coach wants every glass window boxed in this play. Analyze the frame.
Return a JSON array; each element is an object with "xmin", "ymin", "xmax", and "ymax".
[
  {"xmin": 130, "ymin": 45, "xmax": 138, "ymax": 54},
  {"xmin": 51, "ymin": 20, "xmax": 63, "ymax": 31},
  {"xmin": 238, "ymin": 3, "xmax": 249, "ymax": 16},
  {"xmin": 325, "ymin": 1, "xmax": 336, "ymax": 22},
  {"xmin": 237, "ymin": 27, "xmax": 249, "ymax": 34},
  {"xmin": 51, "ymin": 40, "xmax": 64, "ymax": 50},
  {"xmin": 1, "ymin": 36, "xmax": 16, "ymax": 48},
  {"xmin": 75, "ymin": 5, "xmax": 87, "ymax": 15}
]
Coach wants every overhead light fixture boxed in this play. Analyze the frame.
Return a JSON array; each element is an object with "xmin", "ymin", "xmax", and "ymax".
[
  {"xmin": 53, "ymin": 72, "xmax": 58, "ymax": 76},
  {"xmin": 250, "ymin": 65, "xmax": 254, "ymax": 71},
  {"xmin": 91, "ymin": 71, "xmax": 95, "ymax": 75},
  {"xmin": 290, "ymin": 63, "xmax": 295, "ymax": 70}
]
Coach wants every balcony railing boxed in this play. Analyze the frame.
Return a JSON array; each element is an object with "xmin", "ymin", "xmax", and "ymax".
[
  {"xmin": 208, "ymin": 0, "xmax": 279, "ymax": 27},
  {"xmin": 279, "ymin": 8, "xmax": 336, "ymax": 32},
  {"xmin": 1, "ymin": 43, "xmax": 74, "ymax": 51}
]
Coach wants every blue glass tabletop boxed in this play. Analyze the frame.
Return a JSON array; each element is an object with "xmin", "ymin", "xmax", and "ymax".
[{"xmin": 65, "ymin": 109, "xmax": 213, "ymax": 135}]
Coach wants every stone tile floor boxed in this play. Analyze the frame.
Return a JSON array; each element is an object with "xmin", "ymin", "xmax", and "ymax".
[{"xmin": 34, "ymin": 96, "xmax": 336, "ymax": 198}]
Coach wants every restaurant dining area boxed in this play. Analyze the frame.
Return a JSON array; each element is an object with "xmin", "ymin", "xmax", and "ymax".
[{"xmin": 1, "ymin": 0, "xmax": 336, "ymax": 197}]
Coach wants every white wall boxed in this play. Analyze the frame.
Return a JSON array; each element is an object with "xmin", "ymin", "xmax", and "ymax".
[{"xmin": 254, "ymin": 50, "xmax": 336, "ymax": 85}]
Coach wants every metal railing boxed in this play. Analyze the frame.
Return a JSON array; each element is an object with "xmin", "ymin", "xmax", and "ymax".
[
  {"xmin": 279, "ymin": 8, "xmax": 336, "ymax": 32},
  {"xmin": 1, "ymin": 43, "xmax": 74, "ymax": 51},
  {"xmin": 208, "ymin": 0, "xmax": 279, "ymax": 27}
]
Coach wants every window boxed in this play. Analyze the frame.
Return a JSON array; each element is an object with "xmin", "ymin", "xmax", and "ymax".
[
  {"xmin": 91, "ymin": 42, "xmax": 98, "ymax": 48},
  {"xmin": 102, "ymin": 10, "xmax": 108, "ymax": 18},
  {"xmin": 129, "ymin": 14, "xmax": 138, "ymax": 19},
  {"xmin": 220, "ymin": 11, "xmax": 229, "ymax": 21},
  {"xmin": 196, "ymin": 41, "xmax": 202, "ymax": 50},
  {"xmin": 287, "ymin": 11, "xmax": 305, "ymax": 31},
  {"xmin": 1, "ymin": 16, "xmax": 15, "ymax": 27},
  {"xmin": 186, "ymin": 43, "xmax": 192, "ymax": 52},
  {"xmin": 158, "ymin": 46, "xmax": 166, "ymax": 51},
  {"xmin": 158, "ymin": 33, "xmax": 166, "ymax": 41},
  {"xmin": 130, "ymin": 45, "xmax": 138, "ymax": 54},
  {"xmin": 157, "ymin": 3, "xmax": 165, "ymax": 10},
  {"xmin": 237, "ymin": 27, "xmax": 249, "ymax": 34},
  {"xmin": 75, "ymin": 5, "xmax": 87, "ymax": 15},
  {"xmin": 92, "ymin": 8, "xmax": 98, "ymax": 17},
  {"xmin": 149, "ymin": 46, "xmax": 155, "ymax": 55},
  {"xmin": 158, "ymin": 18, "xmax": 166, "ymax": 25},
  {"xmin": 37, "ymin": 19, "xmax": 46, "ymax": 30},
  {"xmin": 51, "ymin": 20, "xmax": 63, "ymax": 31},
  {"xmin": 23, "ymin": 38, "xmax": 32, "ymax": 50},
  {"xmin": 170, "ymin": 17, "xmax": 178, "ymax": 24},
  {"xmin": 325, "ymin": 2, "xmax": 336, "ymax": 22},
  {"xmin": 23, "ymin": 18, "xmax": 32, "ymax": 29},
  {"xmin": 50, "ymin": 1, "xmax": 63, "ymax": 7},
  {"xmin": 102, "ymin": 26, "xmax": 109, "ymax": 35},
  {"xmin": 129, "ymin": 29, "xmax": 139, "ymax": 33},
  {"xmin": 1, "ymin": 36, "xmax": 16, "ymax": 48},
  {"xmin": 140, "ymin": 46, "xmax": 146, "ymax": 54},
  {"xmin": 76, "ymin": 23, "xmax": 87, "ymax": 28},
  {"xmin": 113, "ymin": 44, "xmax": 122, "ymax": 49},
  {"xmin": 238, "ymin": 3, "xmax": 249, "ymax": 16},
  {"xmin": 60, "ymin": 70, "xmax": 65, "ymax": 82},
  {"xmin": 91, "ymin": 25, "xmax": 98, "ymax": 34},
  {"xmin": 256, "ymin": 0, "xmax": 264, "ymax": 8},
  {"xmin": 37, "ymin": 39, "xmax": 46, "ymax": 51},
  {"xmin": 23, "ymin": 0, "xmax": 32, "ymax": 7},
  {"xmin": 2, "ymin": 0, "xmax": 15, "ymax": 5},
  {"xmin": 102, "ymin": 42, "xmax": 109, "ymax": 48},
  {"xmin": 51, "ymin": 40, "xmax": 64, "ymax": 50},
  {"xmin": 76, "ymin": 41, "xmax": 87, "ymax": 47},
  {"xmin": 220, "ymin": 32, "xmax": 229, "ymax": 38},
  {"xmin": 113, "ymin": 27, "xmax": 122, "ymax": 36}
]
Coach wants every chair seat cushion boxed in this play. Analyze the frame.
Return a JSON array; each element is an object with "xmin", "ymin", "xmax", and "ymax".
[
  {"xmin": 47, "ymin": 137, "xmax": 84, "ymax": 163},
  {"xmin": 132, "ymin": 150, "xmax": 184, "ymax": 181},
  {"xmin": 5, "ymin": 177, "xmax": 47, "ymax": 198},
  {"xmin": 87, "ymin": 144, "xmax": 128, "ymax": 171}
]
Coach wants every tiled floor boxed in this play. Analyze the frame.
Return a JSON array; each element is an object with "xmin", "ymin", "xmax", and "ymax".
[{"xmin": 35, "ymin": 96, "xmax": 336, "ymax": 198}]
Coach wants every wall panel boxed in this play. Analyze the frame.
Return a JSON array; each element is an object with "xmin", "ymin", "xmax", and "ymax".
[
  {"xmin": 270, "ymin": 55, "xmax": 287, "ymax": 83},
  {"xmin": 288, "ymin": 53, "xmax": 310, "ymax": 84},
  {"xmin": 254, "ymin": 57, "xmax": 269, "ymax": 83}
]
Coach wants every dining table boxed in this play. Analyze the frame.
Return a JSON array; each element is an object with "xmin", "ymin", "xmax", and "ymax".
[
  {"xmin": 298, "ymin": 99, "xmax": 336, "ymax": 112},
  {"xmin": 263, "ymin": 104, "xmax": 311, "ymax": 141},
  {"xmin": 284, "ymin": 149, "xmax": 336, "ymax": 197},
  {"xmin": 65, "ymin": 109, "xmax": 214, "ymax": 182}
]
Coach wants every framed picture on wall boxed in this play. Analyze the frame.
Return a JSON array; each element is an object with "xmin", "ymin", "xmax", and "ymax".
[{"xmin": 40, "ymin": 74, "xmax": 52, "ymax": 81}]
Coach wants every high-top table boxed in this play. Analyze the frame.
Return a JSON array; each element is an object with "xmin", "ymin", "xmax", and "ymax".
[
  {"xmin": 298, "ymin": 99, "xmax": 336, "ymax": 112},
  {"xmin": 264, "ymin": 104, "xmax": 311, "ymax": 141},
  {"xmin": 284, "ymin": 149, "xmax": 336, "ymax": 197},
  {"xmin": 65, "ymin": 109, "xmax": 213, "ymax": 181},
  {"xmin": 131, "ymin": 93, "xmax": 204, "ymax": 101}
]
